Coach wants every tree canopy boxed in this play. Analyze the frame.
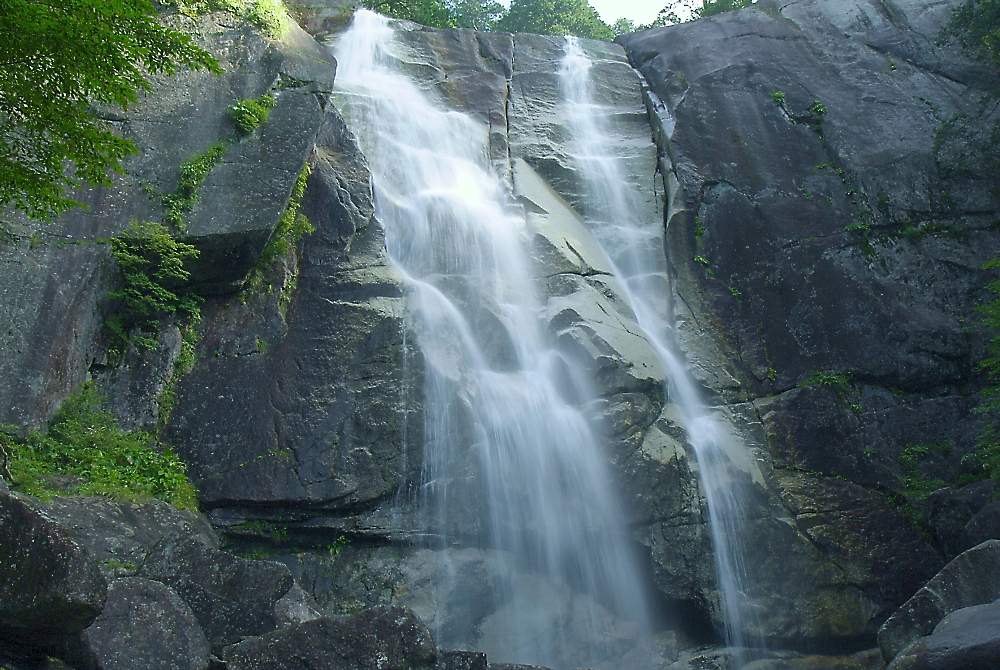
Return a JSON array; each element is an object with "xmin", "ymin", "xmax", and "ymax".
[
  {"xmin": 498, "ymin": 0, "xmax": 614, "ymax": 40},
  {"xmin": 362, "ymin": 0, "xmax": 616, "ymax": 39},
  {"xmin": 0, "ymin": 0, "xmax": 221, "ymax": 222}
]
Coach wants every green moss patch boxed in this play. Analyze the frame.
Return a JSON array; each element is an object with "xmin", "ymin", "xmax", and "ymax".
[{"xmin": 244, "ymin": 163, "xmax": 314, "ymax": 302}]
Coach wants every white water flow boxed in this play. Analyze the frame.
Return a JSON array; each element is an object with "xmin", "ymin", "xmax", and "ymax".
[
  {"xmin": 559, "ymin": 37, "xmax": 763, "ymax": 663},
  {"xmin": 334, "ymin": 12, "xmax": 652, "ymax": 669}
]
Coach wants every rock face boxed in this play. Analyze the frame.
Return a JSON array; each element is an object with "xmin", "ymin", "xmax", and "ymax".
[
  {"xmin": 886, "ymin": 600, "xmax": 1000, "ymax": 670},
  {"xmin": 3, "ymin": 0, "xmax": 1000, "ymax": 667},
  {"xmin": 163, "ymin": 104, "xmax": 421, "ymax": 521},
  {"xmin": 621, "ymin": 0, "xmax": 1000, "ymax": 647},
  {"xmin": 0, "ymin": 9, "xmax": 335, "ymax": 430}
]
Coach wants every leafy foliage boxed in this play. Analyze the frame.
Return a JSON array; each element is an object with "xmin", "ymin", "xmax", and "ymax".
[
  {"xmin": 106, "ymin": 221, "xmax": 201, "ymax": 355},
  {"xmin": 364, "ymin": 0, "xmax": 615, "ymax": 38},
  {"xmin": 611, "ymin": 18, "xmax": 637, "ymax": 36},
  {"xmin": 499, "ymin": 0, "xmax": 614, "ymax": 40},
  {"xmin": 170, "ymin": 0, "xmax": 289, "ymax": 37},
  {"xmin": 162, "ymin": 142, "xmax": 227, "ymax": 230},
  {"xmin": 898, "ymin": 443, "xmax": 951, "ymax": 501},
  {"xmin": 229, "ymin": 94, "xmax": 277, "ymax": 135},
  {"xmin": 697, "ymin": 0, "xmax": 753, "ymax": 18},
  {"xmin": 452, "ymin": 0, "xmax": 506, "ymax": 30},
  {"xmin": 362, "ymin": 0, "xmax": 454, "ymax": 27},
  {"xmin": 2, "ymin": 384, "xmax": 198, "ymax": 510},
  {"xmin": 941, "ymin": 0, "xmax": 1000, "ymax": 66},
  {"xmin": 0, "ymin": 0, "xmax": 221, "ymax": 222}
]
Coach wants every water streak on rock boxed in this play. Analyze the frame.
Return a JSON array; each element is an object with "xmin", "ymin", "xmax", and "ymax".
[{"xmin": 559, "ymin": 35, "xmax": 764, "ymax": 664}]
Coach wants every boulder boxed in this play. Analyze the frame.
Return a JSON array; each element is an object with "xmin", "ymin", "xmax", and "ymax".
[
  {"xmin": 137, "ymin": 536, "xmax": 302, "ymax": 652},
  {"xmin": 879, "ymin": 540, "xmax": 1000, "ymax": 661},
  {"xmin": 887, "ymin": 600, "xmax": 1000, "ymax": 670},
  {"xmin": 222, "ymin": 606, "xmax": 436, "ymax": 670},
  {"xmin": 0, "ymin": 492, "xmax": 106, "ymax": 656},
  {"xmin": 73, "ymin": 578, "xmax": 211, "ymax": 670},
  {"xmin": 33, "ymin": 496, "xmax": 217, "ymax": 575}
]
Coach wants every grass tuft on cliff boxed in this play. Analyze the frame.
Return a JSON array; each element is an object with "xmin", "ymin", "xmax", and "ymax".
[{"xmin": 1, "ymin": 384, "xmax": 198, "ymax": 510}]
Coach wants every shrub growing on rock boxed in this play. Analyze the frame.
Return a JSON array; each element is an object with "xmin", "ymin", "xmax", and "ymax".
[
  {"xmin": 106, "ymin": 221, "xmax": 201, "ymax": 355},
  {"xmin": 229, "ymin": 94, "xmax": 278, "ymax": 135},
  {"xmin": 2, "ymin": 384, "xmax": 198, "ymax": 509}
]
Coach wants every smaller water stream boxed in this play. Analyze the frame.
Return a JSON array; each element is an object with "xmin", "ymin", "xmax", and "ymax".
[{"xmin": 559, "ymin": 36, "xmax": 765, "ymax": 665}]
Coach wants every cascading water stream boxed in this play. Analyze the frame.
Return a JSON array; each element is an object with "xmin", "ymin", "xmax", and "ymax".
[
  {"xmin": 333, "ymin": 12, "xmax": 653, "ymax": 669},
  {"xmin": 559, "ymin": 37, "xmax": 764, "ymax": 664}
]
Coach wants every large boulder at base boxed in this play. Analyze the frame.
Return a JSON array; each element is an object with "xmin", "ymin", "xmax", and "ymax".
[
  {"xmin": 222, "ymin": 606, "xmax": 436, "ymax": 670},
  {"xmin": 137, "ymin": 536, "xmax": 307, "ymax": 652},
  {"xmin": 72, "ymin": 578, "xmax": 211, "ymax": 670},
  {"xmin": 878, "ymin": 540, "xmax": 1000, "ymax": 660},
  {"xmin": 0, "ymin": 493, "xmax": 106, "ymax": 656},
  {"xmin": 887, "ymin": 600, "xmax": 1000, "ymax": 670}
]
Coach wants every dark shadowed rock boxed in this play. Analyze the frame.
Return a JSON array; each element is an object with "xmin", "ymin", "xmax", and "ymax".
[
  {"xmin": 137, "ymin": 536, "xmax": 298, "ymax": 652},
  {"xmin": 878, "ymin": 540, "xmax": 1000, "ymax": 661},
  {"xmin": 223, "ymin": 606, "xmax": 436, "ymax": 670},
  {"xmin": 0, "ymin": 493, "xmax": 106, "ymax": 656},
  {"xmin": 437, "ymin": 651, "xmax": 488, "ymax": 670},
  {"xmin": 963, "ymin": 502, "xmax": 1000, "ymax": 549},
  {"xmin": 73, "ymin": 577, "xmax": 210, "ymax": 670}
]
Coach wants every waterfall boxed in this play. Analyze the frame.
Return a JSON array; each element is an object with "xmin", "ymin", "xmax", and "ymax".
[
  {"xmin": 333, "ymin": 12, "xmax": 653, "ymax": 669},
  {"xmin": 559, "ymin": 36, "xmax": 764, "ymax": 664}
]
